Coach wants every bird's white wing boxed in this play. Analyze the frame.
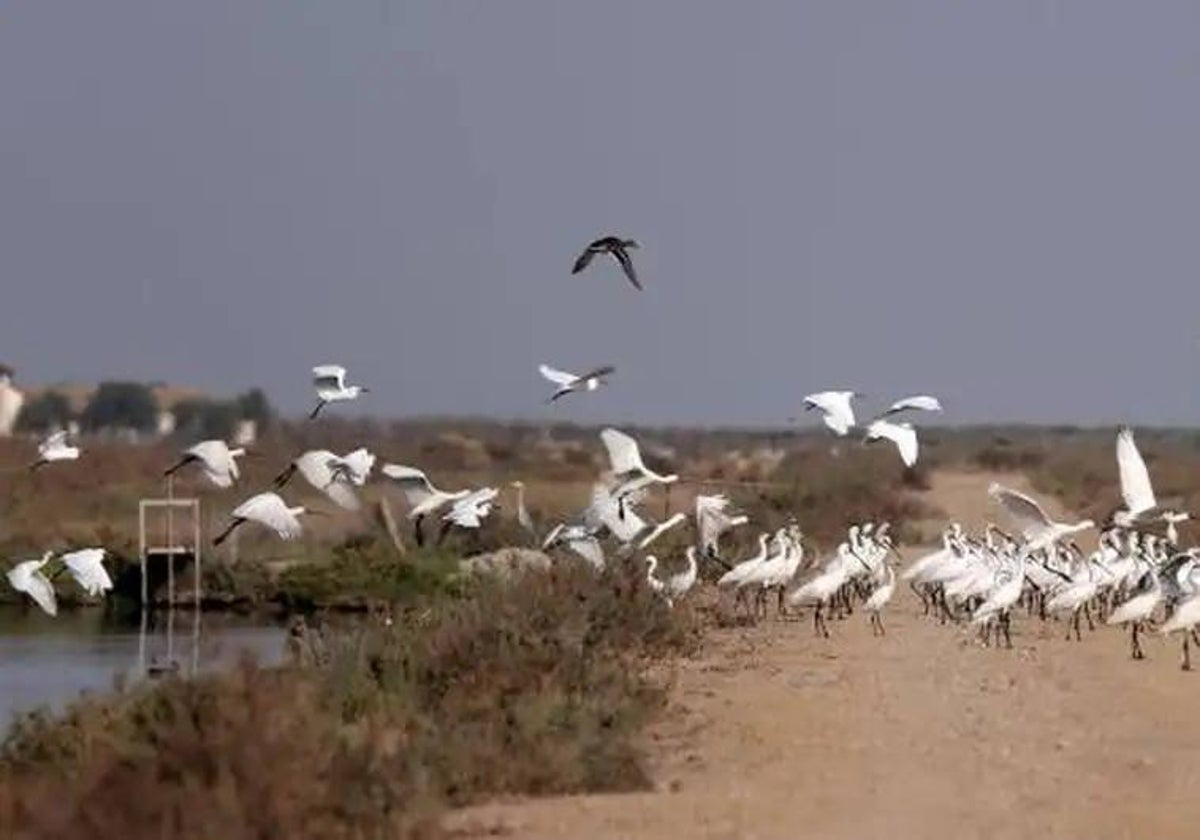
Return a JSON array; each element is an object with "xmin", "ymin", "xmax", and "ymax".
[
  {"xmin": 233, "ymin": 493, "xmax": 302, "ymax": 539},
  {"xmin": 989, "ymin": 483, "xmax": 1052, "ymax": 539},
  {"xmin": 39, "ymin": 430, "xmax": 68, "ymax": 455},
  {"xmin": 322, "ymin": 478, "xmax": 361, "ymax": 511},
  {"xmin": 867, "ymin": 420, "xmax": 919, "ymax": 467},
  {"xmin": 312, "ymin": 364, "xmax": 347, "ymax": 389},
  {"xmin": 803, "ymin": 391, "xmax": 856, "ymax": 435},
  {"xmin": 881, "ymin": 395, "xmax": 943, "ymax": 418},
  {"xmin": 8, "ymin": 561, "xmax": 58, "ymax": 616},
  {"xmin": 588, "ymin": 482, "xmax": 645, "ymax": 542},
  {"xmin": 340, "ymin": 448, "xmax": 376, "ymax": 485},
  {"xmin": 62, "ymin": 549, "xmax": 113, "ymax": 597},
  {"xmin": 445, "ymin": 488, "xmax": 497, "ymax": 528},
  {"xmin": 538, "ymin": 364, "xmax": 579, "ymax": 386},
  {"xmin": 599, "ymin": 428, "xmax": 646, "ymax": 475},
  {"xmin": 381, "ymin": 464, "xmax": 437, "ymax": 507},
  {"xmin": 566, "ymin": 535, "xmax": 605, "ymax": 570},
  {"xmin": 1116, "ymin": 426, "xmax": 1156, "ymax": 516}
]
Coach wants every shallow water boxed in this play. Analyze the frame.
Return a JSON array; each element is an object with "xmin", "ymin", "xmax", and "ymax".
[{"xmin": 0, "ymin": 607, "xmax": 286, "ymax": 726}]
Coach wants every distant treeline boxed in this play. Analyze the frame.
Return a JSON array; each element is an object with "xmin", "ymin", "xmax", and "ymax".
[{"xmin": 16, "ymin": 381, "xmax": 273, "ymax": 439}]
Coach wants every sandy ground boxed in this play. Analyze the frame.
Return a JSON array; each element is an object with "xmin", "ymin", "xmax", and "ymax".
[{"xmin": 449, "ymin": 470, "xmax": 1200, "ymax": 839}]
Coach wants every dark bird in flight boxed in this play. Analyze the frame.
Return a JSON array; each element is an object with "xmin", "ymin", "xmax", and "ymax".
[{"xmin": 572, "ymin": 236, "xmax": 642, "ymax": 290}]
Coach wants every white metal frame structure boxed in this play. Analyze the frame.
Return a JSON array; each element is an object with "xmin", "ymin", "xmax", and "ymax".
[{"xmin": 138, "ymin": 477, "xmax": 202, "ymax": 608}]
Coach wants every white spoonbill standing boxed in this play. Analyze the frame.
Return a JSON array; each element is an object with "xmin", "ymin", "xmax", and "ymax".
[
  {"xmin": 309, "ymin": 364, "xmax": 369, "ymax": 419},
  {"xmin": 213, "ymin": 492, "xmax": 307, "ymax": 546},
  {"xmin": 30, "ymin": 430, "xmax": 80, "ymax": 470},
  {"xmin": 538, "ymin": 364, "xmax": 615, "ymax": 402},
  {"xmin": 164, "ymin": 440, "xmax": 245, "ymax": 488}
]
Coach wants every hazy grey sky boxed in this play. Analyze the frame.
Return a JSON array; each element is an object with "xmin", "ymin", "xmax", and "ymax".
[{"xmin": 3, "ymin": 2, "xmax": 1199, "ymax": 427}]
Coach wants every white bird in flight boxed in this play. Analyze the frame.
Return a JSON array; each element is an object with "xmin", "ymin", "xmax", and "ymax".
[
  {"xmin": 213, "ymin": 491, "xmax": 307, "ymax": 546},
  {"xmin": 1111, "ymin": 426, "xmax": 1188, "ymax": 530},
  {"xmin": 988, "ymin": 483, "xmax": 1095, "ymax": 552},
  {"xmin": 538, "ymin": 364, "xmax": 615, "ymax": 402},
  {"xmin": 443, "ymin": 487, "xmax": 499, "ymax": 530},
  {"xmin": 61, "ymin": 548, "xmax": 113, "ymax": 598},
  {"xmin": 878, "ymin": 395, "xmax": 943, "ymax": 418},
  {"xmin": 30, "ymin": 430, "xmax": 80, "ymax": 470},
  {"xmin": 164, "ymin": 440, "xmax": 246, "ymax": 488},
  {"xmin": 801, "ymin": 391, "xmax": 858, "ymax": 436},
  {"xmin": 6, "ymin": 552, "xmax": 57, "ymax": 616},
  {"xmin": 310, "ymin": 364, "xmax": 369, "ymax": 419},
  {"xmin": 864, "ymin": 419, "xmax": 919, "ymax": 468},
  {"xmin": 599, "ymin": 428, "xmax": 679, "ymax": 501},
  {"xmin": 381, "ymin": 464, "xmax": 471, "ymax": 546},
  {"xmin": 273, "ymin": 450, "xmax": 362, "ymax": 511},
  {"xmin": 695, "ymin": 494, "xmax": 749, "ymax": 562}
]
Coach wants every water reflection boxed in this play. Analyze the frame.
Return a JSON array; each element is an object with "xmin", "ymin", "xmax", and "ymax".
[{"xmin": 0, "ymin": 607, "xmax": 286, "ymax": 726}]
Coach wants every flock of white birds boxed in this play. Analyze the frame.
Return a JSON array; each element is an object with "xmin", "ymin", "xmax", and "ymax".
[{"xmin": 9, "ymin": 352, "xmax": 1197, "ymax": 671}]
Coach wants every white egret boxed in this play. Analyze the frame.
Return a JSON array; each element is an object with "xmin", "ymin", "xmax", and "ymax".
[
  {"xmin": 510, "ymin": 480, "xmax": 537, "ymax": 542},
  {"xmin": 6, "ymin": 552, "xmax": 56, "ymax": 616},
  {"xmin": 801, "ymin": 391, "xmax": 858, "ymax": 436},
  {"xmin": 864, "ymin": 419, "xmax": 919, "ymax": 468},
  {"xmin": 164, "ymin": 440, "xmax": 245, "ymax": 488},
  {"xmin": 213, "ymin": 492, "xmax": 307, "ymax": 545},
  {"xmin": 661, "ymin": 547, "xmax": 699, "ymax": 605},
  {"xmin": 30, "ymin": 430, "xmax": 80, "ymax": 470},
  {"xmin": 864, "ymin": 562, "xmax": 896, "ymax": 636},
  {"xmin": 538, "ymin": 364, "xmax": 615, "ymax": 402},
  {"xmin": 695, "ymin": 494, "xmax": 749, "ymax": 563},
  {"xmin": 988, "ymin": 483, "xmax": 1095, "ymax": 552},
  {"xmin": 598, "ymin": 428, "xmax": 679, "ymax": 501},
  {"xmin": 61, "ymin": 548, "xmax": 113, "ymax": 598},
  {"xmin": 879, "ymin": 395, "xmax": 943, "ymax": 418},
  {"xmin": 439, "ymin": 487, "xmax": 499, "ymax": 543},
  {"xmin": 381, "ymin": 464, "xmax": 470, "ymax": 546},
  {"xmin": 309, "ymin": 364, "xmax": 369, "ymax": 419},
  {"xmin": 274, "ymin": 450, "xmax": 361, "ymax": 511}
]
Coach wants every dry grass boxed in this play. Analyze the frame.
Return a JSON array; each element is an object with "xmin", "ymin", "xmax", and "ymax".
[{"xmin": 0, "ymin": 562, "xmax": 698, "ymax": 839}]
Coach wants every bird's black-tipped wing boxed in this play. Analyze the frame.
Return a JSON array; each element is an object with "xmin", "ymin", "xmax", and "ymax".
[
  {"xmin": 610, "ymin": 246, "xmax": 641, "ymax": 290},
  {"xmin": 576, "ymin": 365, "xmax": 615, "ymax": 382},
  {"xmin": 572, "ymin": 246, "xmax": 598, "ymax": 275}
]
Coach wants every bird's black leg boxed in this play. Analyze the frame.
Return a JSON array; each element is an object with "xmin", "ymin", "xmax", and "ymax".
[{"xmin": 414, "ymin": 515, "xmax": 425, "ymax": 548}]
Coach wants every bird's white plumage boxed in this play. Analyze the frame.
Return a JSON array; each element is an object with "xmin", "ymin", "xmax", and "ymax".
[
  {"xmin": 381, "ymin": 464, "xmax": 469, "ymax": 518},
  {"xmin": 802, "ymin": 391, "xmax": 857, "ymax": 436},
  {"xmin": 881, "ymin": 395, "xmax": 943, "ymax": 417},
  {"xmin": 538, "ymin": 364, "xmax": 578, "ymax": 387},
  {"xmin": 6, "ymin": 553, "xmax": 57, "ymax": 616},
  {"xmin": 61, "ymin": 548, "xmax": 113, "ymax": 598},
  {"xmin": 312, "ymin": 364, "xmax": 347, "ymax": 394},
  {"xmin": 695, "ymin": 494, "xmax": 749, "ymax": 557},
  {"xmin": 1116, "ymin": 426, "xmax": 1156, "ymax": 520},
  {"xmin": 182, "ymin": 440, "xmax": 243, "ymax": 488},
  {"xmin": 37, "ymin": 430, "xmax": 80, "ymax": 464},
  {"xmin": 598, "ymin": 428, "xmax": 678, "ymax": 498},
  {"xmin": 865, "ymin": 419, "xmax": 919, "ymax": 467},
  {"xmin": 289, "ymin": 450, "xmax": 360, "ymax": 511},
  {"xmin": 228, "ymin": 492, "xmax": 305, "ymax": 540},
  {"xmin": 338, "ymin": 448, "xmax": 376, "ymax": 486},
  {"xmin": 444, "ymin": 487, "xmax": 499, "ymax": 528}
]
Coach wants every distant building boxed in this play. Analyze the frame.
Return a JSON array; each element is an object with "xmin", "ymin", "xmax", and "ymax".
[{"xmin": 0, "ymin": 364, "xmax": 25, "ymax": 437}]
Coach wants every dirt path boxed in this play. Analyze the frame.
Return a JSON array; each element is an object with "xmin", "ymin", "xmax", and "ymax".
[{"xmin": 450, "ymin": 470, "xmax": 1200, "ymax": 839}]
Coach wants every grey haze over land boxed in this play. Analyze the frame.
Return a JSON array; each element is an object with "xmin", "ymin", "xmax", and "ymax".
[{"xmin": 2, "ymin": 2, "xmax": 1199, "ymax": 428}]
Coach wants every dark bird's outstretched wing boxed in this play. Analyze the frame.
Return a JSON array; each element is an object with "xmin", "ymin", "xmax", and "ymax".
[
  {"xmin": 611, "ymin": 246, "xmax": 641, "ymax": 290},
  {"xmin": 572, "ymin": 246, "xmax": 598, "ymax": 275}
]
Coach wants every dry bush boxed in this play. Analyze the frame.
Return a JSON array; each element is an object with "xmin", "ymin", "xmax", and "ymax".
[{"xmin": 0, "ymin": 562, "xmax": 697, "ymax": 840}]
